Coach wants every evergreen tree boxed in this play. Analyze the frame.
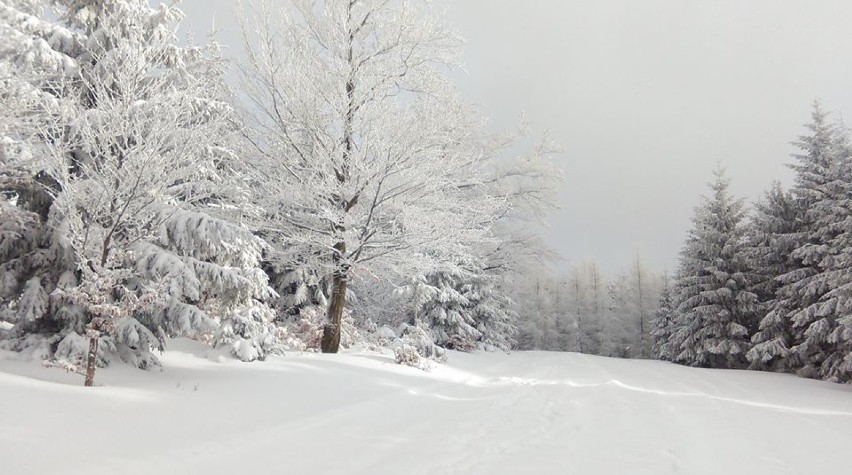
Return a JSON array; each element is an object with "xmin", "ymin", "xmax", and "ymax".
[
  {"xmin": 650, "ymin": 274, "xmax": 676, "ymax": 361},
  {"xmin": 578, "ymin": 262, "xmax": 605, "ymax": 355},
  {"xmin": 745, "ymin": 183, "xmax": 800, "ymax": 371},
  {"xmin": 1, "ymin": 1, "xmax": 279, "ymax": 384},
  {"xmin": 604, "ymin": 257, "xmax": 658, "ymax": 358},
  {"xmin": 670, "ymin": 167, "xmax": 758, "ymax": 369},
  {"xmin": 515, "ymin": 276, "xmax": 559, "ymax": 350},
  {"xmin": 1, "ymin": 0, "xmax": 85, "ymax": 362},
  {"xmin": 813, "ymin": 152, "xmax": 852, "ymax": 382},
  {"xmin": 411, "ymin": 266, "xmax": 517, "ymax": 352},
  {"xmin": 761, "ymin": 103, "xmax": 850, "ymax": 379},
  {"xmin": 552, "ymin": 277, "xmax": 576, "ymax": 352},
  {"xmin": 786, "ymin": 109, "xmax": 852, "ymax": 380},
  {"xmin": 604, "ymin": 273, "xmax": 634, "ymax": 358}
]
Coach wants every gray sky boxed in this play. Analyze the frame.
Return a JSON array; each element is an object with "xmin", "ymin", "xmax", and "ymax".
[{"xmin": 180, "ymin": 0, "xmax": 852, "ymax": 274}]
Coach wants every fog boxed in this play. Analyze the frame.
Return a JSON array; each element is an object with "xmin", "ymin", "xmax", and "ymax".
[{"xmin": 180, "ymin": 0, "xmax": 852, "ymax": 274}]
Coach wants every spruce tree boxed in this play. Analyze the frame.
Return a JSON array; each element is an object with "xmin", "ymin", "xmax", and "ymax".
[
  {"xmin": 1, "ymin": 1, "xmax": 280, "ymax": 382},
  {"xmin": 411, "ymin": 267, "xmax": 517, "ymax": 352},
  {"xmin": 670, "ymin": 167, "xmax": 758, "ymax": 369},
  {"xmin": 762, "ymin": 103, "xmax": 850, "ymax": 379},
  {"xmin": 745, "ymin": 183, "xmax": 800, "ymax": 371},
  {"xmin": 786, "ymin": 111, "xmax": 852, "ymax": 380},
  {"xmin": 650, "ymin": 275, "xmax": 677, "ymax": 361},
  {"xmin": 813, "ymin": 152, "xmax": 852, "ymax": 382}
]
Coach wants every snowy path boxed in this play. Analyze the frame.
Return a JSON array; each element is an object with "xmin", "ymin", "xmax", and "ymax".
[{"xmin": 1, "ymin": 342, "xmax": 851, "ymax": 474}]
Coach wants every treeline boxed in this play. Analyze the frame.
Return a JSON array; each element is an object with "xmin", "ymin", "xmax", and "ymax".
[
  {"xmin": 0, "ymin": 0, "xmax": 559, "ymax": 383},
  {"xmin": 521, "ymin": 104, "xmax": 852, "ymax": 385},
  {"xmin": 517, "ymin": 259, "xmax": 667, "ymax": 359},
  {"xmin": 651, "ymin": 104, "xmax": 852, "ymax": 383}
]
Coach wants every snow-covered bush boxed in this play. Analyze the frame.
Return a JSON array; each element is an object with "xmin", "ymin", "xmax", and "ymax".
[
  {"xmin": 397, "ymin": 323, "xmax": 446, "ymax": 363},
  {"xmin": 393, "ymin": 344, "xmax": 422, "ymax": 367}
]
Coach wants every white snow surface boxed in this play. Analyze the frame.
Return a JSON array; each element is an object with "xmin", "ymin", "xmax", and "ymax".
[{"xmin": 1, "ymin": 340, "xmax": 851, "ymax": 475}]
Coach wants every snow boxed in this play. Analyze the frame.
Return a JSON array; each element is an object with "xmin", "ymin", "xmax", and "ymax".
[{"xmin": 1, "ymin": 341, "xmax": 851, "ymax": 474}]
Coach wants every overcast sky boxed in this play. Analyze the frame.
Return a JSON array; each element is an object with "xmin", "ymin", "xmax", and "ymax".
[{"xmin": 180, "ymin": 0, "xmax": 852, "ymax": 275}]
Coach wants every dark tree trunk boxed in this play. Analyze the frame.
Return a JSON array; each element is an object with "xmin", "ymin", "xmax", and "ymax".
[
  {"xmin": 321, "ymin": 241, "xmax": 348, "ymax": 353},
  {"xmin": 321, "ymin": 272, "xmax": 347, "ymax": 353},
  {"xmin": 84, "ymin": 336, "xmax": 98, "ymax": 387}
]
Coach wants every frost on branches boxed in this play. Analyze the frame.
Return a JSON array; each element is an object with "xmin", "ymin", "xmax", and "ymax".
[
  {"xmin": 408, "ymin": 267, "xmax": 517, "ymax": 352},
  {"xmin": 668, "ymin": 168, "xmax": 758, "ymax": 369},
  {"xmin": 744, "ymin": 183, "xmax": 800, "ymax": 372},
  {"xmin": 741, "ymin": 104, "xmax": 852, "ymax": 381},
  {"xmin": 778, "ymin": 105, "xmax": 852, "ymax": 381},
  {"xmin": 237, "ymin": 0, "xmax": 520, "ymax": 353},
  {"xmin": 1, "ymin": 0, "xmax": 279, "ymax": 381},
  {"xmin": 650, "ymin": 276, "xmax": 677, "ymax": 361}
]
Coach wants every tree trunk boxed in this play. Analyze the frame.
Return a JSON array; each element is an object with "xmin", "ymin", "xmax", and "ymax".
[
  {"xmin": 322, "ymin": 239, "xmax": 348, "ymax": 353},
  {"xmin": 321, "ymin": 272, "xmax": 347, "ymax": 353},
  {"xmin": 84, "ymin": 336, "xmax": 98, "ymax": 387},
  {"xmin": 321, "ymin": 2, "xmax": 357, "ymax": 355}
]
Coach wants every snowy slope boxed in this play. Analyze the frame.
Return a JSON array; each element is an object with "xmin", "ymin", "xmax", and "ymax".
[{"xmin": 1, "ymin": 341, "xmax": 851, "ymax": 475}]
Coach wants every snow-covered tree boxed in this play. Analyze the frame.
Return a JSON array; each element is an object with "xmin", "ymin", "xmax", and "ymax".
[
  {"xmin": 650, "ymin": 274, "xmax": 676, "ymax": 361},
  {"xmin": 409, "ymin": 268, "xmax": 481, "ymax": 351},
  {"xmin": 237, "ymin": 0, "xmax": 532, "ymax": 353},
  {"xmin": 516, "ymin": 261, "xmax": 620, "ymax": 355},
  {"xmin": 514, "ymin": 276, "xmax": 559, "ymax": 350},
  {"xmin": 782, "ymin": 107, "xmax": 852, "ymax": 380},
  {"xmin": 548, "ymin": 277, "xmax": 572, "ymax": 352},
  {"xmin": 1, "ymin": 0, "xmax": 83, "ymax": 353},
  {"xmin": 604, "ymin": 257, "xmax": 658, "ymax": 358},
  {"xmin": 669, "ymin": 167, "xmax": 758, "ymax": 369},
  {"xmin": 754, "ymin": 104, "xmax": 851, "ymax": 379},
  {"xmin": 812, "ymin": 151, "xmax": 852, "ymax": 382},
  {"xmin": 409, "ymin": 265, "xmax": 517, "ymax": 352},
  {"xmin": 578, "ymin": 261, "xmax": 606, "ymax": 354},
  {"xmin": 745, "ymin": 183, "xmax": 800, "ymax": 371},
  {"xmin": 263, "ymin": 263, "xmax": 329, "ymax": 322},
  {"xmin": 1, "ymin": 0, "xmax": 279, "ymax": 385},
  {"xmin": 603, "ymin": 273, "xmax": 634, "ymax": 358}
]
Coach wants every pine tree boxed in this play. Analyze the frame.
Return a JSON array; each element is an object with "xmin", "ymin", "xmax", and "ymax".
[
  {"xmin": 814, "ymin": 152, "xmax": 852, "ymax": 382},
  {"xmin": 785, "ymin": 109, "xmax": 852, "ymax": 381},
  {"xmin": 604, "ymin": 273, "xmax": 634, "ymax": 358},
  {"xmin": 1, "ymin": 1, "xmax": 279, "ymax": 383},
  {"xmin": 552, "ymin": 278, "xmax": 576, "ymax": 352},
  {"xmin": 670, "ymin": 167, "xmax": 758, "ymax": 369},
  {"xmin": 1, "ymin": 0, "xmax": 84, "ymax": 362},
  {"xmin": 411, "ymin": 266, "xmax": 517, "ymax": 352},
  {"xmin": 411, "ymin": 269, "xmax": 481, "ymax": 351},
  {"xmin": 579, "ymin": 262, "xmax": 605, "ymax": 355},
  {"xmin": 761, "ymin": 103, "xmax": 850, "ymax": 379},
  {"xmin": 604, "ymin": 257, "xmax": 658, "ymax": 358},
  {"xmin": 515, "ymin": 276, "xmax": 559, "ymax": 350},
  {"xmin": 650, "ymin": 274, "xmax": 676, "ymax": 361},
  {"xmin": 745, "ymin": 183, "xmax": 800, "ymax": 371}
]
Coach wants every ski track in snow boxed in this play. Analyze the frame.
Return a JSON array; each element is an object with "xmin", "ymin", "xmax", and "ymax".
[
  {"xmin": 489, "ymin": 376, "xmax": 852, "ymax": 416},
  {"xmin": 1, "ymin": 343, "xmax": 851, "ymax": 475}
]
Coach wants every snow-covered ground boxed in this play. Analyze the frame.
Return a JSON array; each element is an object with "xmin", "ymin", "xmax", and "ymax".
[{"xmin": 1, "ymin": 341, "xmax": 851, "ymax": 475}]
